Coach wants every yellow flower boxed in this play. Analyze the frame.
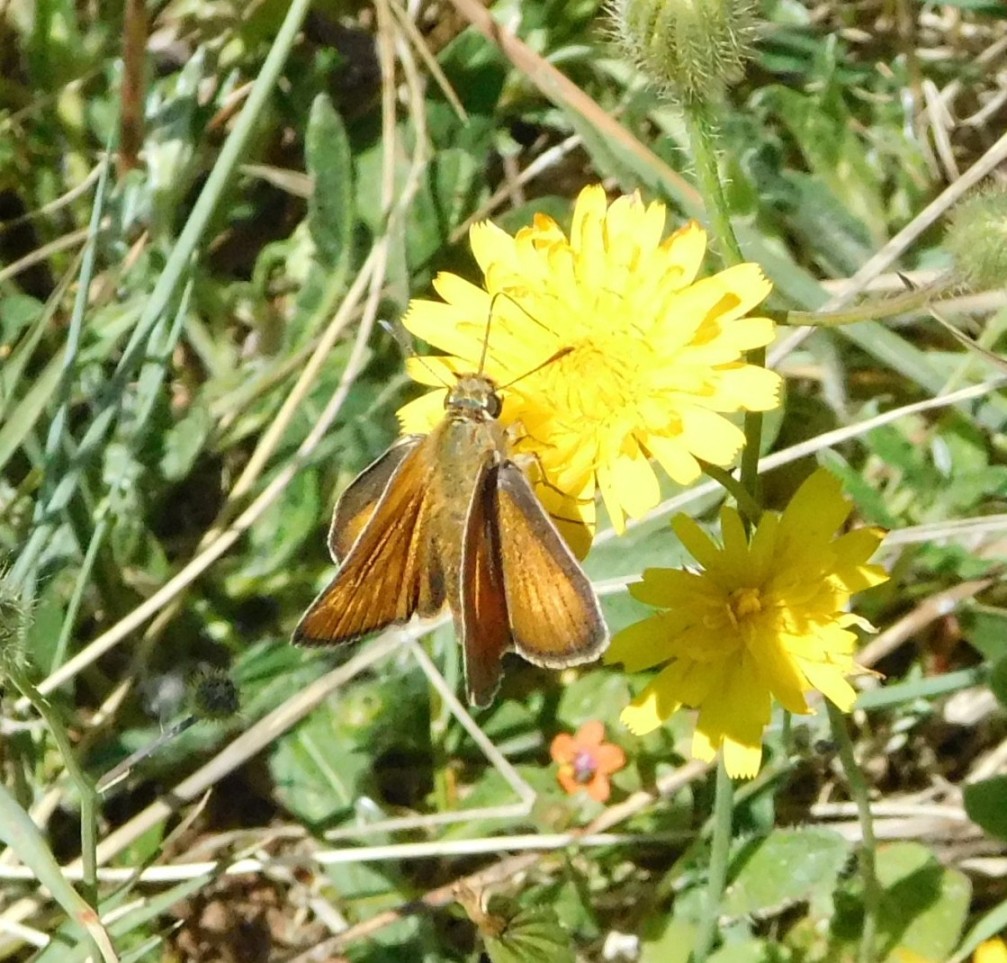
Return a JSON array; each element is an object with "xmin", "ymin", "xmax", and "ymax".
[
  {"xmin": 977, "ymin": 939, "xmax": 1007, "ymax": 963},
  {"xmin": 605, "ymin": 469, "xmax": 888, "ymax": 778},
  {"xmin": 397, "ymin": 184, "xmax": 781, "ymax": 546},
  {"xmin": 892, "ymin": 937, "xmax": 1007, "ymax": 963}
]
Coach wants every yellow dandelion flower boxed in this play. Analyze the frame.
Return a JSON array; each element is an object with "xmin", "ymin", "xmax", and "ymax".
[
  {"xmin": 605, "ymin": 469, "xmax": 888, "ymax": 779},
  {"xmin": 977, "ymin": 939, "xmax": 1007, "ymax": 963},
  {"xmin": 892, "ymin": 936, "xmax": 1007, "ymax": 963},
  {"xmin": 397, "ymin": 184, "xmax": 782, "ymax": 545}
]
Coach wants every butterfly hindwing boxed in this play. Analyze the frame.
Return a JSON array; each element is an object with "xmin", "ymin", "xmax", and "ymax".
[
  {"xmin": 494, "ymin": 462, "xmax": 608, "ymax": 667},
  {"xmin": 459, "ymin": 463, "xmax": 512, "ymax": 707}
]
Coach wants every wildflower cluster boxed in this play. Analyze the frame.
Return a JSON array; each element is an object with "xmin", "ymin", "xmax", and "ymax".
[{"xmin": 399, "ymin": 185, "xmax": 887, "ymax": 778}]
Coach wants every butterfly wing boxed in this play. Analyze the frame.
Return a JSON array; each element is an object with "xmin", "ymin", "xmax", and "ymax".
[
  {"xmin": 459, "ymin": 462, "xmax": 513, "ymax": 707},
  {"xmin": 328, "ymin": 436, "xmax": 422, "ymax": 562},
  {"xmin": 494, "ymin": 462, "xmax": 608, "ymax": 667},
  {"xmin": 294, "ymin": 436, "xmax": 445, "ymax": 646}
]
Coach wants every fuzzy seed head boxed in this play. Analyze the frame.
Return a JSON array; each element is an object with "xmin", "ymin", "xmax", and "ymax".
[
  {"xmin": 611, "ymin": 0, "xmax": 759, "ymax": 104},
  {"xmin": 188, "ymin": 668, "xmax": 240, "ymax": 722},
  {"xmin": 946, "ymin": 186, "xmax": 1007, "ymax": 291}
]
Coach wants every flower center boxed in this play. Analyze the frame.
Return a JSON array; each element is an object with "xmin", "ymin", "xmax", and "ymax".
[
  {"xmin": 555, "ymin": 337, "xmax": 643, "ymax": 424},
  {"xmin": 572, "ymin": 749, "xmax": 597, "ymax": 783},
  {"xmin": 727, "ymin": 587, "xmax": 763, "ymax": 626}
]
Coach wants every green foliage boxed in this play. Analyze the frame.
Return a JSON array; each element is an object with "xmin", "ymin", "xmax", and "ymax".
[
  {"xmin": 833, "ymin": 842, "xmax": 971, "ymax": 962},
  {"xmin": 1, "ymin": 0, "xmax": 1006, "ymax": 960},
  {"xmin": 479, "ymin": 896, "xmax": 577, "ymax": 963},
  {"xmin": 723, "ymin": 828, "xmax": 850, "ymax": 918},
  {"xmin": 964, "ymin": 777, "xmax": 1007, "ymax": 843}
]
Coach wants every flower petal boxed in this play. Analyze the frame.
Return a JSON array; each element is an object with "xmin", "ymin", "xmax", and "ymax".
[
  {"xmin": 693, "ymin": 653, "xmax": 772, "ymax": 777},
  {"xmin": 550, "ymin": 733, "xmax": 576, "ymax": 764},
  {"xmin": 397, "ymin": 389, "xmax": 445, "ymax": 434},
  {"xmin": 677, "ymin": 408, "xmax": 747, "ymax": 466},
  {"xmin": 607, "ymin": 613, "xmax": 679, "ymax": 672},
  {"xmin": 594, "ymin": 743, "xmax": 627, "ymax": 775},
  {"xmin": 646, "ymin": 433, "xmax": 703, "ymax": 486},
  {"xmin": 620, "ymin": 665, "xmax": 684, "ymax": 735},
  {"xmin": 576, "ymin": 720, "xmax": 606, "ymax": 747},
  {"xmin": 586, "ymin": 773, "xmax": 611, "ymax": 802}
]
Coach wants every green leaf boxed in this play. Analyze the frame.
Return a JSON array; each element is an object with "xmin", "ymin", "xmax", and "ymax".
[
  {"xmin": 989, "ymin": 655, "xmax": 1007, "ymax": 709},
  {"xmin": 233, "ymin": 469, "xmax": 320, "ymax": 582},
  {"xmin": 159, "ymin": 399, "xmax": 213, "ymax": 481},
  {"xmin": 785, "ymin": 171, "xmax": 874, "ymax": 276},
  {"xmin": 270, "ymin": 701, "xmax": 372, "ymax": 825},
  {"xmin": 483, "ymin": 900, "xmax": 576, "ymax": 963},
  {"xmin": 38, "ymin": 874, "xmax": 209, "ymax": 963},
  {"xmin": 877, "ymin": 843, "xmax": 970, "ymax": 961},
  {"xmin": 832, "ymin": 841, "xmax": 970, "ymax": 961},
  {"xmin": 758, "ymin": 83, "xmax": 887, "ymax": 244},
  {"xmin": 0, "ymin": 294, "xmax": 42, "ymax": 340},
  {"xmin": 961, "ymin": 608, "xmax": 1007, "ymax": 664},
  {"xmin": 407, "ymin": 147, "xmax": 481, "ymax": 271},
  {"xmin": 269, "ymin": 670, "xmax": 430, "ymax": 826},
  {"xmin": 964, "ymin": 776, "xmax": 1007, "ymax": 842},
  {"xmin": 0, "ymin": 344, "xmax": 64, "ymax": 474},
  {"xmin": 639, "ymin": 918, "xmax": 696, "ymax": 963},
  {"xmin": 724, "ymin": 828, "xmax": 850, "ymax": 918},
  {"xmin": 305, "ymin": 93, "xmax": 353, "ymax": 270},
  {"xmin": 0, "ymin": 782, "xmax": 106, "ymax": 951}
]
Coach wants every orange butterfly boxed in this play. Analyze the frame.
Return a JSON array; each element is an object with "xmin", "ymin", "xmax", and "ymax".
[{"xmin": 293, "ymin": 369, "xmax": 608, "ymax": 706}]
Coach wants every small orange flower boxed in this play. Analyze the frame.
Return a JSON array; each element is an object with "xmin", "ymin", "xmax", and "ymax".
[{"xmin": 550, "ymin": 721, "xmax": 626, "ymax": 802}]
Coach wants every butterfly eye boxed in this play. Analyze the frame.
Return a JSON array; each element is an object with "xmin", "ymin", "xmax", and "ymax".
[{"xmin": 486, "ymin": 393, "xmax": 503, "ymax": 418}]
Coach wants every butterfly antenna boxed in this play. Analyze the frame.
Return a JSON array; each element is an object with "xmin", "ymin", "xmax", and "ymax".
[
  {"xmin": 476, "ymin": 292, "xmax": 506, "ymax": 376},
  {"xmin": 379, "ymin": 318, "xmax": 452, "ymax": 389},
  {"xmin": 480, "ymin": 289, "xmax": 569, "ymax": 384},
  {"xmin": 499, "ymin": 346, "xmax": 573, "ymax": 390}
]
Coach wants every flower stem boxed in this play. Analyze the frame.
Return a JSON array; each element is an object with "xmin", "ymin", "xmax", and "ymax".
[
  {"xmin": 683, "ymin": 87, "xmax": 752, "ymax": 963},
  {"xmin": 827, "ymin": 701, "xmax": 880, "ymax": 963},
  {"xmin": 701, "ymin": 462, "xmax": 762, "ymax": 526},
  {"xmin": 775, "ymin": 271, "xmax": 959, "ymax": 328},
  {"xmin": 683, "ymin": 99, "xmax": 744, "ymax": 267},
  {"xmin": 738, "ymin": 354, "xmax": 765, "ymax": 511},
  {"xmin": 693, "ymin": 759, "xmax": 734, "ymax": 961},
  {"xmin": 7, "ymin": 662, "xmax": 98, "ymax": 907},
  {"xmin": 683, "ymin": 99, "xmax": 764, "ymax": 509}
]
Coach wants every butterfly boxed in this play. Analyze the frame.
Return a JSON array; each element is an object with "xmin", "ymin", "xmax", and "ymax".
[{"xmin": 293, "ymin": 368, "xmax": 608, "ymax": 706}]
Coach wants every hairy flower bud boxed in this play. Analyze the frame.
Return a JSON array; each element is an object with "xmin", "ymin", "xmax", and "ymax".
[
  {"xmin": 946, "ymin": 186, "xmax": 1007, "ymax": 291},
  {"xmin": 188, "ymin": 667, "xmax": 240, "ymax": 721},
  {"xmin": 0, "ymin": 568, "xmax": 31, "ymax": 677},
  {"xmin": 611, "ymin": 0, "xmax": 759, "ymax": 104}
]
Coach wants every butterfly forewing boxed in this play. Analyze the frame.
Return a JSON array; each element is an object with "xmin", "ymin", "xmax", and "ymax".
[
  {"xmin": 294, "ymin": 439, "xmax": 444, "ymax": 645},
  {"xmin": 328, "ymin": 437, "xmax": 422, "ymax": 562},
  {"xmin": 460, "ymin": 463, "xmax": 512, "ymax": 707},
  {"xmin": 494, "ymin": 462, "xmax": 608, "ymax": 666}
]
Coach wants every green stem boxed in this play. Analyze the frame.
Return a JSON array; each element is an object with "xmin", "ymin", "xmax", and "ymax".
[
  {"xmin": 827, "ymin": 701, "xmax": 880, "ymax": 963},
  {"xmin": 701, "ymin": 462, "xmax": 761, "ymax": 526},
  {"xmin": 683, "ymin": 99, "xmax": 764, "ymax": 506},
  {"xmin": 7, "ymin": 664, "xmax": 98, "ymax": 907},
  {"xmin": 683, "ymin": 99, "xmax": 744, "ymax": 267},
  {"xmin": 739, "ymin": 346, "xmax": 766, "ymax": 503},
  {"xmin": 692, "ymin": 759, "xmax": 734, "ymax": 961},
  {"xmin": 775, "ymin": 271, "xmax": 959, "ymax": 328},
  {"xmin": 683, "ymin": 96, "xmax": 749, "ymax": 963}
]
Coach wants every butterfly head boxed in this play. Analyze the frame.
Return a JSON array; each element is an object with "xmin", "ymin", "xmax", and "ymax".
[{"xmin": 446, "ymin": 373, "xmax": 503, "ymax": 421}]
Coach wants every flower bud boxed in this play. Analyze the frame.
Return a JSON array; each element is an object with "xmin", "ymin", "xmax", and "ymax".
[
  {"xmin": 946, "ymin": 186, "xmax": 1007, "ymax": 291},
  {"xmin": 611, "ymin": 0, "xmax": 759, "ymax": 104},
  {"xmin": 0, "ymin": 569, "xmax": 30, "ymax": 677},
  {"xmin": 188, "ymin": 667, "xmax": 240, "ymax": 722}
]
